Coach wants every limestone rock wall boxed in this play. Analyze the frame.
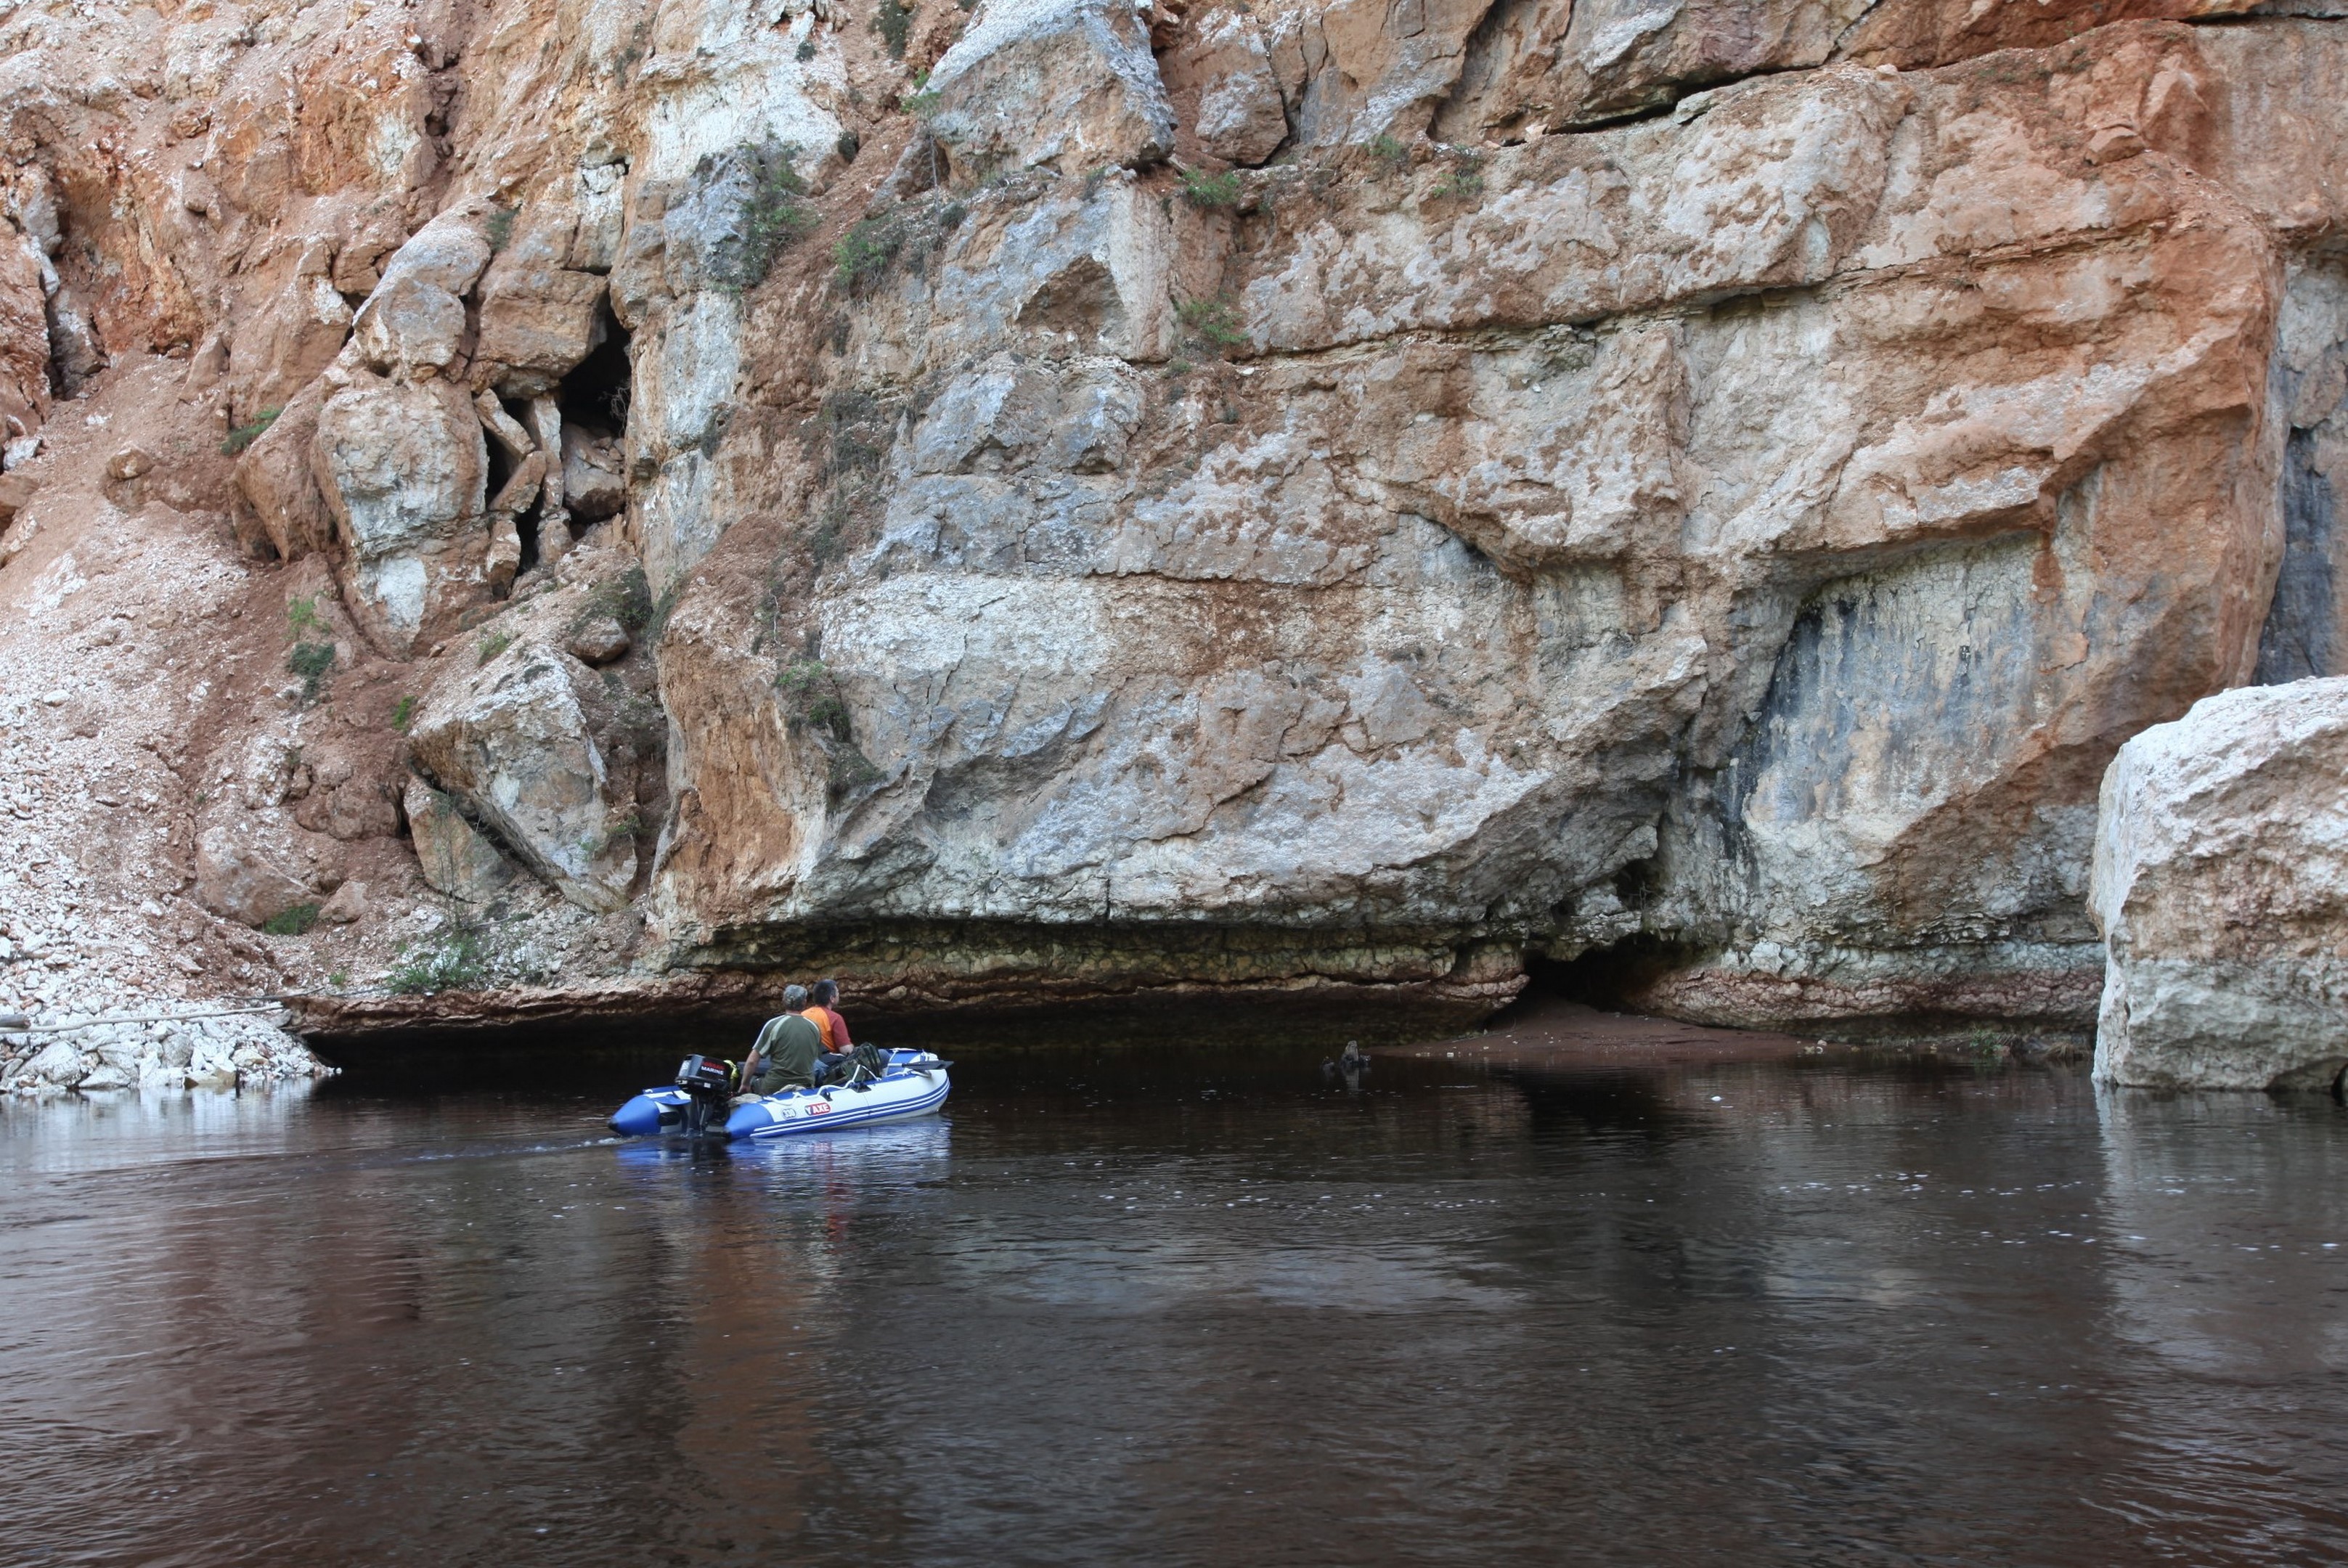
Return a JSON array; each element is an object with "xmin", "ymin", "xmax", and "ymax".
[
  {"xmin": 1, "ymin": 0, "xmax": 2345, "ymax": 1051},
  {"xmin": 652, "ymin": 17, "xmax": 2343, "ymax": 1034}
]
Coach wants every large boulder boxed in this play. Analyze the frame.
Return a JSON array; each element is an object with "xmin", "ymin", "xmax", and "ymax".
[
  {"xmin": 235, "ymin": 269, "xmax": 356, "ymax": 416},
  {"xmin": 370, "ymin": 210, "xmax": 494, "ymax": 298},
  {"xmin": 195, "ymin": 813, "xmax": 344, "ymax": 928},
  {"xmin": 562, "ymin": 422, "xmax": 626, "ymax": 521},
  {"xmin": 233, "ymin": 376, "xmax": 333, "ymax": 560},
  {"xmin": 926, "ymin": 0, "xmax": 1176, "ymax": 179},
  {"xmin": 0, "ymin": 472, "xmax": 36, "ymax": 535},
  {"xmin": 2090, "ymin": 679, "xmax": 2348, "ymax": 1092},
  {"xmin": 352, "ymin": 272, "xmax": 468, "ymax": 381},
  {"xmin": 475, "ymin": 217, "xmax": 611, "ymax": 397},
  {"xmin": 1164, "ymin": 11, "xmax": 1288, "ymax": 166},
  {"xmin": 311, "ymin": 374, "xmax": 490, "ymax": 655},
  {"xmin": 347, "ymin": 211, "xmax": 494, "ymax": 383},
  {"xmin": 403, "ymin": 777, "xmax": 518, "ymax": 903},
  {"xmin": 190, "ymin": 727, "xmax": 350, "ymax": 927},
  {"xmin": 408, "ymin": 640, "xmax": 639, "ymax": 912}
]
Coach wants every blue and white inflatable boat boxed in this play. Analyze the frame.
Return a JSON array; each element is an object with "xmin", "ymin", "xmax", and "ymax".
[{"xmin": 609, "ymin": 1050, "xmax": 950, "ymax": 1140}]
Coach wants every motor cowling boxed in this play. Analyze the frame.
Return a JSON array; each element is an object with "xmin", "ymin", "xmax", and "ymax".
[
  {"xmin": 669, "ymin": 1055, "xmax": 738, "ymax": 1135},
  {"xmin": 674, "ymin": 1055, "xmax": 735, "ymax": 1095}
]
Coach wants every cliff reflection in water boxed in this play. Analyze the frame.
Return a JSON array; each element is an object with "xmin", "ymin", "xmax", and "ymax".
[{"xmin": 2, "ymin": 1050, "xmax": 2345, "ymax": 1567}]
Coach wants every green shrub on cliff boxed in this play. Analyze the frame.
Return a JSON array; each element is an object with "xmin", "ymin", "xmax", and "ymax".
[
  {"xmin": 833, "ymin": 216, "xmax": 905, "ymax": 290},
  {"xmin": 1177, "ymin": 295, "xmax": 1248, "ymax": 354},
  {"xmin": 1435, "ymin": 152, "xmax": 1485, "ymax": 202},
  {"xmin": 584, "ymin": 812, "xmax": 641, "ymax": 858},
  {"xmin": 1180, "ymin": 168, "xmax": 1244, "ymax": 208},
  {"xmin": 778, "ymin": 658, "xmax": 831, "ymax": 698},
  {"xmin": 712, "ymin": 143, "xmax": 817, "ymax": 291},
  {"xmin": 261, "ymin": 903, "xmax": 320, "ymax": 936},
  {"xmin": 288, "ymin": 640, "xmax": 335, "ymax": 701},
  {"xmin": 900, "ymin": 78, "xmax": 942, "ymax": 121},
  {"xmin": 388, "ymin": 915, "xmax": 493, "ymax": 995},
  {"xmin": 873, "ymin": 0, "xmax": 913, "ymax": 57},
  {"xmin": 220, "ymin": 407, "xmax": 280, "ymax": 456},
  {"xmin": 574, "ymin": 565, "xmax": 656, "ymax": 638}
]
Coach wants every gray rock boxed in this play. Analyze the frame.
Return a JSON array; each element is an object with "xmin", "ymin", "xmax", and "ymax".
[
  {"xmin": 311, "ymin": 375, "xmax": 490, "ymax": 655},
  {"xmin": 352, "ymin": 272, "xmax": 469, "ymax": 381},
  {"xmin": 318, "ymin": 878, "xmax": 370, "ymax": 925},
  {"xmin": 194, "ymin": 810, "xmax": 343, "ymax": 928},
  {"xmin": 229, "ymin": 272, "xmax": 355, "ymax": 416},
  {"xmin": 371, "ymin": 211, "xmax": 494, "ymax": 298},
  {"xmin": 1182, "ymin": 12, "xmax": 1287, "ymax": 166},
  {"xmin": 403, "ymin": 777, "xmax": 516, "ymax": 904},
  {"xmin": 2091, "ymin": 679, "xmax": 2348, "ymax": 1091},
  {"xmin": 234, "ymin": 377, "xmax": 334, "ymax": 561},
  {"xmin": 526, "ymin": 396, "xmax": 571, "ymax": 565},
  {"xmin": 855, "ymin": 173, "xmax": 1173, "ymax": 367},
  {"xmin": 562, "ymin": 423, "xmax": 626, "ymax": 521},
  {"xmin": 568, "ymin": 616, "xmax": 632, "ymax": 665},
  {"xmin": 926, "ymin": 0, "xmax": 1176, "ymax": 179},
  {"xmin": 476, "ymin": 232, "xmax": 609, "ymax": 398},
  {"xmin": 0, "ymin": 470, "xmax": 37, "ymax": 528},
  {"xmin": 409, "ymin": 644, "xmax": 638, "ymax": 912}
]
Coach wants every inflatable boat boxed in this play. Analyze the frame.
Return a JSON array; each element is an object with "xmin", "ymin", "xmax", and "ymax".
[{"xmin": 609, "ymin": 1050, "xmax": 950, "ymax": 1140}]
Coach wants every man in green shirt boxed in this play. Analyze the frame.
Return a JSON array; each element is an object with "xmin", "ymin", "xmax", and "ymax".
[{"xmin": 738, "ymin": 985, "xmax": 827, "ymax": 1098}]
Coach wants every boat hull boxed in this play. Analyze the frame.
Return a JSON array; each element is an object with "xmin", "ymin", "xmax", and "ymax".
[
  {"xmin": 608, "ymin": 1088, "xmax": 691, "ymax": 1137},
  {"xmin": 724, "ymin": 1067, "xmax": 950, "ymax": 1140},
  {"xmin": 608, "ymin": 1053, "xmax": 950, "ymax": 1140}
]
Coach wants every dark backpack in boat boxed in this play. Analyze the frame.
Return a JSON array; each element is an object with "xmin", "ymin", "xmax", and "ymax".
[{"xmin": 831, "ymin": 1044, "xmax": 890, "ymax": 1084}]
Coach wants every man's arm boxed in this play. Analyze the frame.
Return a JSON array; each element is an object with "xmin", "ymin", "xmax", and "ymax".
[{"xmin": 739, "ymin": 1019, "xmax": 778, "ymax": 1093}]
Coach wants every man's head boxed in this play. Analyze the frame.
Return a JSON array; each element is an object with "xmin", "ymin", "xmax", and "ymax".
[
  {"xmin": 782, "ymin": 984, "xmax": 810, "ymax": 1010},
  {"xmin": 811, "ymin": 979, "xmax": 839, "ymax": 1007}
]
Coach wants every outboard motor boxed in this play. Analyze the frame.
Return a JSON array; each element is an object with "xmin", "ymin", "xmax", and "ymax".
[{"xmin": 673, "ymin": 1054, "xmax": 738, "ymax": 1135}]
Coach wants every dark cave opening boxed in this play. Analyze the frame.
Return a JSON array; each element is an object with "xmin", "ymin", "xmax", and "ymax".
[
  {"xmin": 481, "ymin": 412, "xmax": 516, "ymax": 495},
  {"xmin": 560, "ymin": 307, "xmax": 632, "ymax": 438},
  {"xmin": 524, "ymin": 306, "xmax": 634, "ymax": 563},
  {"xmin": 1522, "ymin": 934, "xmax": 1692, "ymax": 1013},
  {"xmin": 476, "ymin": 399, "xmax": 535, "ymax": 578}
]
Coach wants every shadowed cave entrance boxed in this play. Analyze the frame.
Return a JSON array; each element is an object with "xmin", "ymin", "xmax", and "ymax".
[
  {"xmin": 1525, "ymin": 935, "xmax": 1695, "ymax": 1015},
  {"xmin": 297, "ymin": 970, "xmax": 1503, "ymax": 1084},
  {"xmin": 560, "ymin": 309, "xmax": 633, "ymax": 438},
  {"xmin": 498, "ymin": 307, "xmax": 633, "ymax": 576}
]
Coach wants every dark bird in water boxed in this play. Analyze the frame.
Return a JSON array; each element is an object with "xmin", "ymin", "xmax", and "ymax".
[{"xmin": 1323, "ymin": 1041, "xmax": 1371, "ymax": 1082}]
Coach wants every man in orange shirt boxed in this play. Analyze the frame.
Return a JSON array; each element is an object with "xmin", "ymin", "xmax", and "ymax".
[
  {"xmin": 802, "ymin": 979, "xmax": 851, "ymax": 1053},
  {"xmin": 803, "ymin": 978, "xmax": 876, "ymax": 1083}
]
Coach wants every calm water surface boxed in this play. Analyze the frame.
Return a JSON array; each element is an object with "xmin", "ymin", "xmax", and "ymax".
[{"xmin": 4, "ymin": 1047, "xmax": 2347, "ymax": 1566}]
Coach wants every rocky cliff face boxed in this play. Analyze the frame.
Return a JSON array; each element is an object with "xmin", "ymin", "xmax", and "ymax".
[{"xmin": 3, "ymin": 0, "xmax": 2347, "ymax": 1074}]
